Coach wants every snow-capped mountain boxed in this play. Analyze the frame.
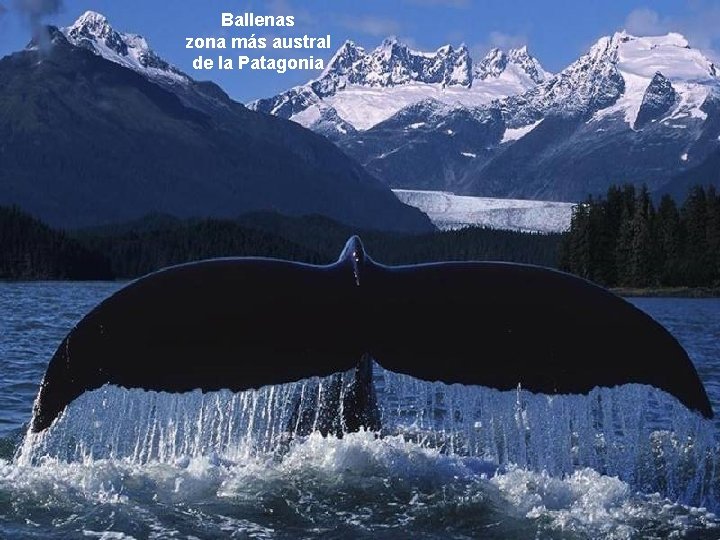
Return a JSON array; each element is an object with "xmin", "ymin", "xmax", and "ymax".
[
  {"xmin": 474, "ymin": 46, "xmax": 549, "ymax": 85},
  {"xmin": 464, "ymin": 31, "xmax": 720, "ymax": 199},
  {"xmin": 498, "ymin": 32, "xmax": 627, "ymax": 128},
  {"xmin": 61, "ymin": 11, "xmax": 188, "ymax": 83},
  {"xmin": 590, "ymin": 32, "xmax": 714, "ymax": 126},
  {"xmin": 0, "ymin": 12, "xmax": 432, "ymax": 232},
  {"xmin": 255, "ymin": 31, "xmax": 720, "ymax": 201},
  {"xmin": 249, "ymin": 38, "xmax": 550, "ymax": 131},
  {"xmin": 56, "ymin": 11, "xmax": 237, "ymax": 114}
]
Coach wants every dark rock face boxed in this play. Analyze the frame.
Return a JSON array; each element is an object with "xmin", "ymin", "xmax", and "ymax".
[
  {"xmin": 635, "ymin": 72, "xmax": 678, "ymax": 128},
  {"xmin": 337, "ymin": 100, "xmax": 505, "ymax": 191}
]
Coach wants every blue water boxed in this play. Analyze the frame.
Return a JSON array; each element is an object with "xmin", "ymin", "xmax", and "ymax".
[{"xmin": 1, "ymin": 282, "xmax": 719, "ymax": 538}]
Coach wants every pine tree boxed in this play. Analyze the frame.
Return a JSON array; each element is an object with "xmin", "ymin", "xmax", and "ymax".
[
  {"xmin": 560, "ymin": 203, "xmax": 592, "ymax": 278},
  {"xmin": 626, "ymin": 186, "xmax": 653, "ymax": 287},
  {"xmin": 615, "ymin": 203, "xmax": 634, "ymax": 287},
  {"xmin": 681, "ymin": 186, "xmax": 709, "ymax": 286},
  {"xmin": 656, "ymin": 195, "xmax": 682, "ymax": 285},
  {"xmin": 705, "ymin": 185, "xmax": 720, "ymax": 285}
]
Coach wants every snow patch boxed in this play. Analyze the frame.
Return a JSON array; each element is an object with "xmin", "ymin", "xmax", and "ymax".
[
  {"xmin": 291, "ymin": 106, "xmax": 322, "ymax": 126},
  {"xmin": 502, "ymin": 119, "xmax": 543, "ymax": 143},
  {"xmin": 318, "ymin": 80, "xmax": 539, "ymax": 131}
]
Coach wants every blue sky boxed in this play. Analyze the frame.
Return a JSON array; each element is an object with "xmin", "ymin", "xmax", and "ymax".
[{"xmin": 1, "ymin": 0, "xmax": 718, "ymax": 102}]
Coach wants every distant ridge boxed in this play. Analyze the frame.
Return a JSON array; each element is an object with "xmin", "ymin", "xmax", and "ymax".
[
  {"xmin": 0, "ymin": 12, "xmax": 432, "ymax": 232},
  {"xmin": 254, "ymin": 32, "xmax": 720, "ymax": 202}
]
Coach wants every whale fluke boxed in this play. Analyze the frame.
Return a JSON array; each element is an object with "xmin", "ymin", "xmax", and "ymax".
[{"xmin": 31, "ymin": 236, "xmax": 713, "ymax": 433}]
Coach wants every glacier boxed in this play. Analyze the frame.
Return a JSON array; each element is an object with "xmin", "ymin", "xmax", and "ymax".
[{"xmin": 393, "ymin": 190, "xmax": 574, "ymax": 233}]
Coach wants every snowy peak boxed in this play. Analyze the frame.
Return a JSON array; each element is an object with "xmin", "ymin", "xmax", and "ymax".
[
  {"xmin": 504, "ymin": 30, "xmax": 717, "ymax": 126},
  {"xmin": 507, "ymin": 46, "xmax": 550, "ymax": 83},
  {"xmin": 548, "ymin": 32, "xmax": 625, "ymax": 113},
  {"xmin": 552, "ymin": 29, "xmax": 717, "ymax": 106},
  {"xmin": 431, "ymin": 44, "xmax": 472, "ymax": 88},
  {"xmin": 475, "ymin": 46, "xmax": 548, "ymax": 84},
  {"xmin": 253, "ymin": 30, "xmax": 718, "ymax": 134},
  {"xmin": 497, "ymin": 33, "xmax": 627, "ymax": 127},
  {"xmin": 62, "ymin": 11, "xmax": 187, "ymax": 82},
  {"xmin": 319, "ymin": 40, "xmax": 366, "ymax": 80},
  {"xmin": 328, "ymin": 38, "xmax": 548, "ymax": 89},
  {"xmin": 250, "ymin": 37, "xmax": 547, "ymax": 130},
  {"xmin": 317, "ymin": 37, "xmax": 472, "ymax": 90},
  {"xmin": 475, "ymin": 48, "xmax": 507, "ymax": 79},
  {"xmin": 614, "ymin": 32, "xmax": 717, "ymax": 82},
  {"xmin": 65, "ymin": 11, "xmax": 120, "ymax": 51},
  {"xmin": 585, "ymin": 31, "xmax": 719, "ymax": 128}
]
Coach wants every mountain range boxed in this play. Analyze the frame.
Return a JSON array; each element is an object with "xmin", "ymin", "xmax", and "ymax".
[
  {"xmin": 253, "ymin": 33, "xmax": 720, "ymax": 202},
  {"xmin": 0, "ymin": 11, "xmax": 432, "ymax": 232},
  {"xmin": 251, "ymin": 38, "xmax": 549, "ymax": 131}
]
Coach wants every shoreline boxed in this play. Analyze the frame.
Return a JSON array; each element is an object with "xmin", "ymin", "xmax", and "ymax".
[
  {"xmin": 2, "ymin": 281, "xmax": 720, "ymax": 298},
  {"xmin": 612, "ymin": 287, "xmax": 720, "ymax": 298}
]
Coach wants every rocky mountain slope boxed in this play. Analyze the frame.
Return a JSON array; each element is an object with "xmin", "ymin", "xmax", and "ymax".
[
  {"xmin": 0, "ymin": 12, "xmax": 432, "ymax": 232},
  {"xmin": 255, "ymin": 32, "xmax": 720, "ymax": 202}
]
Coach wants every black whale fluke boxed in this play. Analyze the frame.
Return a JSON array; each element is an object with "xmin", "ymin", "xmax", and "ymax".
[{"xmin": 31, "ymin": 236, "xmax": 713, "ymax": 433}]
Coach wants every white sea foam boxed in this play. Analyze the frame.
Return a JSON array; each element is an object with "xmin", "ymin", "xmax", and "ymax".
[{"xmin": 2, "ymin": 429, "xmax": 718, "ymax": 538}]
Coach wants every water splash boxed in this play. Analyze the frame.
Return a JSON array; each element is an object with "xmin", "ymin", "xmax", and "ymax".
[
  {"xmin": 378, "ymin": 367, "xmax": 718, "ymax": 509},
  {"xmin": 18, "ymin": 370, "xmax": 351, "ymax": 465},
  {"xmin": 15, "ymin": 363, "xmax": 719, "ymax": 511}
]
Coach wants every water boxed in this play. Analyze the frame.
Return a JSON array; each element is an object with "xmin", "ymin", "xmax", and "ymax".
[{"xmin": 1, "ymin": 282, "xmax": 720, "ymax": 538}]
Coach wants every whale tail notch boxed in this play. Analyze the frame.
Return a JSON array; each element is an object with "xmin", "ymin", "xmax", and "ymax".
[{"xmin": 30, "ymin": 236, "xmax": 713, "ymax": 433}]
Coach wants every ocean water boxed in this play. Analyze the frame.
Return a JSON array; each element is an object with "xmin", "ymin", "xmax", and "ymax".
[{"xmin": 1, "ymin": 281, "xmax": 719, "ymax": 539}]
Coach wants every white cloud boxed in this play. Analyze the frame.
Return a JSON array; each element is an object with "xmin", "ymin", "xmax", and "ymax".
[
  {"xmin": 340, "ymin": 16, "xmax": 401, "ymax": 37},
  {"xmin": 399, "ymin": 36, "xmax": 421, "ymax": 50},
  {"xmin": 623, "ymin": 3, "xmax": 720, "ymax": 62},
  {"xmin": 472, "ymin": 31, "xmax": 528, "ymax": 59},
  {"xmin": 487, "ymin": 31, "xmax": 527, "ymax": 49},
  {"xmin": 624, "ymin": 7, "xmax": 665, "ymax": 35}
]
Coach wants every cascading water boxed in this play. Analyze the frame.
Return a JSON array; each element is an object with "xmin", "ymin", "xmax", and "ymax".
[
  {"xmin": 378, "ymin": 366, "xmax": 718, "ymax": 509},
  {"xmin": 16, "ymin": 361, "xmax": 719, "ymax": 512}
]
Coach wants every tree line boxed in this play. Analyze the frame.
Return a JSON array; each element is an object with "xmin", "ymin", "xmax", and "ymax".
[
  {"xmin": 0, "ymin": 206, "xmax": 112, "ymax": 280},
  {"xmin": 560, "ymin": 185, "xmax": 720, "ymax": 288},
  {"xmin": 0, "ymin": 208, "xmax": 562, "ymax": 280}
]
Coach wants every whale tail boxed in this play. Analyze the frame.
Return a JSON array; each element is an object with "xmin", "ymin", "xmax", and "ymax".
[{"xmin": 31, "ymin": 236, "xmax": 713, "ymax": 433}]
